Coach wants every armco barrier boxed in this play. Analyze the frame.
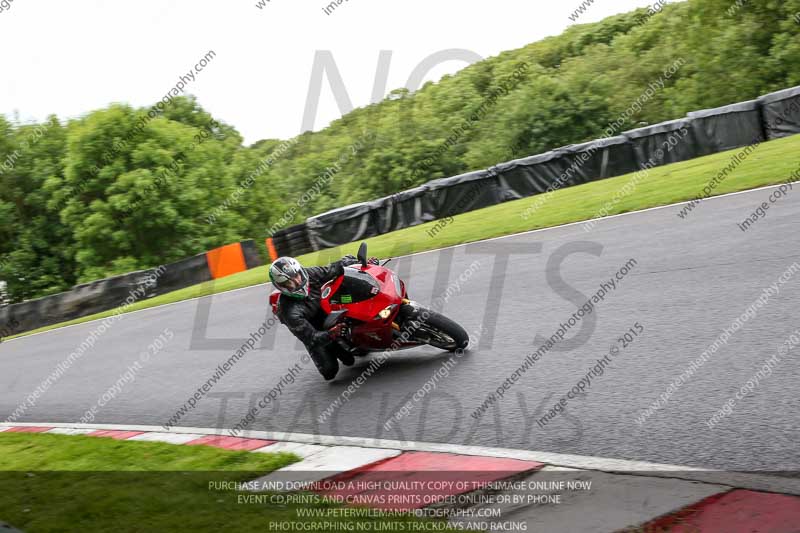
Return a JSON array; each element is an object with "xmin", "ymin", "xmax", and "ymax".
[{"xmin": 0, "ymin": 240, "xmax": 263, "ymax": 336}]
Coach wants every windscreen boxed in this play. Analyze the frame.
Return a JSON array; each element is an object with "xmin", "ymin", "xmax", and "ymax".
[{"xmin": 330, "ymin": 269, "xmax": 380, "ymax": 304}]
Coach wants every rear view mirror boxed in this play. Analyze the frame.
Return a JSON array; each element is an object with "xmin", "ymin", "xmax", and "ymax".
[{"xmin": 357, "ymin": 242, "xmax": 368, "ymax": 269}]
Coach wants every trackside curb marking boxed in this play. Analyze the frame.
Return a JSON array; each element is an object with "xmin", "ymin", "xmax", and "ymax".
[
  {"xmin": 46, "ymin": 428, "xmax": 95, "ymax": 436},
  {"xmin": 185, "ymin": 435, "xmax": 275, "ymax": 451},
  {"xmin": 4, "ymin": 422, "xmax": 799, "ymax": 531},
  {"xmin": 251, "ymin": 446, "xmax": 403, "ymax": 490},
  {"xmin": 316, "ymin": 451, "xmax": 544, "ymax": 511},
  {"xmin": 3, "ymin": 422, "xmax": 800, "ymax": 496},
  {"xmin": 643, "ymin": 489, "xmax": 800, "ymax": 532}
]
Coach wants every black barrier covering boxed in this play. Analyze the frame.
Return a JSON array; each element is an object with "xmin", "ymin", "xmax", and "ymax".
[
  {"xmin": 425, "ymin": 170, "xmax": 502, "ymax": 219},
  {"xmin": 490, "ymin": 151, "xmax": 569, "ymax": 201},
  {"xmin": 375, "ymin": 185, "xmax": 433, "ymax": 235},
  {"xmin": 271, "ymin": 228, "xmax": 291, "ymax": 258},
  {"xmin": 306, "ymin": 202, "xmax": 379, "ymax": 252},
  {"xmin": 623, "ymin": 118, "xmax": 698, "ymax": 168},
  {"xmin": 0, "ymin": 266, "xmax": 165, "ymax": 336},
  {"xmin": 491, "ymin": 137, "xmax": 637, "ymax": 203},
  {"xmin": 688, "ymin": 99, "xmax": 764, "ymax": 155},
  {"xmin": 297, "ymin": 86, "xmax": 800, "ymax": 250},
  {"xmin": 0, "ymin": 241, "xmax": 261, "ymax": 336},
  {"xmin": 306, "ymin": 171, "xmax": 502, "ymax": 250},
  {"xmin": 156, "ymin": 253, "xmax": 211, "ymax": 294},
  {"xmin": 558, "ymin": 136, "xmax": 639, "ymax": 183},
  {"xmin": 759, "ymin": 86, "xmax": 800, "ymax": 140},
  {"xmin": 272, "ymin": 223, "xmax": 315, "ymax": 258},
  {"xmin": 241, "ymin": 240, "xmax": 263, "ymax": 270}
]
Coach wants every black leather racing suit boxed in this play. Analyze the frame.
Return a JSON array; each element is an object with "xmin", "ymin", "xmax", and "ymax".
[{"xmin": 277, "ymin": 256, "xmax": 359, "ymax": 379}]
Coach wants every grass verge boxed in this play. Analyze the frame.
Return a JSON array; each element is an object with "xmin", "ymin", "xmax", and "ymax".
[
  {"xmin": 0, "ymin": 432, "xmax": 461, "ymax": 532},
  {"xmin": 9, "ymin": 134, "xmax": 800, "ymax": 340}
]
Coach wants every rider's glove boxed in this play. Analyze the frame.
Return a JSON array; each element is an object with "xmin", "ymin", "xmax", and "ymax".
[
  {"xmin": 312, "ymin": 331, "xmax": 332, "ymax": 346},
  {"xmin": 328, "ymin": 323, "xmax": 346, "ymax": 340},
  {"xmin": 368, "ymin": 257, "xmax": 380, "ymax": 265},
  {"xmin": 341, "ymin": 255, "xmax": 359, "ymax": 266}
]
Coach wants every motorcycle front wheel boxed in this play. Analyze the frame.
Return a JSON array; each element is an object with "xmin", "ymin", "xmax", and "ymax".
[{"xmin": 405, "ymin": 307, "xmax": 469, "ymax": 352}]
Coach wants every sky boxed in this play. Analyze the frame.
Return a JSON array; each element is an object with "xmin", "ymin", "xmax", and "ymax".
[{"xmin": 0, "ymin": 0, "xmax": 671, "ymax": 145}]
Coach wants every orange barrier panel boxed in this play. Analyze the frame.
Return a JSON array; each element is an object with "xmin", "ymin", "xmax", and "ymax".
[
  {"xmin": 265, "ymin": 238, "xmax": 279, "ymax": 262},
  {"xmin": 206, "ymin": 243, "xmax": 247, "ymax": 280}
]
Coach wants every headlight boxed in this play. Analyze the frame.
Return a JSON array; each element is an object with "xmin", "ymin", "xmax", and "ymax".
[{"xmin": 375, "ymin": 305, "xmax": 397, "ymax": 320}]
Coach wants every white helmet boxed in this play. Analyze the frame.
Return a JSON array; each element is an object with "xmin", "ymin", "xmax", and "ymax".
[{"xmin": 269, "ymin": 257, "xmax": 309, "ymax": 299}]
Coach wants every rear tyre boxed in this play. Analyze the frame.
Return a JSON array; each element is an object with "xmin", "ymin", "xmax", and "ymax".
[{"xmin": 412, "ymin": 308, "xmax": 469, "ymax": 352}]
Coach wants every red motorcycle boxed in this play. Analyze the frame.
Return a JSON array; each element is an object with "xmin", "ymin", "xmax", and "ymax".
[{"xmin": 271, "ymin": 243, "xmax": 469, "ymax": 357}]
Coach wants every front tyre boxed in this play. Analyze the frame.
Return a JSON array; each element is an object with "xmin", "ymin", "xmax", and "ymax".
[{"xmin": 411, "ymin": 308, "xmax": 469, "ymax": 352}]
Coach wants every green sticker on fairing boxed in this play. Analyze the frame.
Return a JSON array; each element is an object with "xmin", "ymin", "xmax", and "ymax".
[{"xmin": 341, "ymin": 295, "xmax": 353, "ymax": 303}]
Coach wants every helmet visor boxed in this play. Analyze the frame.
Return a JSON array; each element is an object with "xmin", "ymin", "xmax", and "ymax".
[
  {"xmin": 271, "ymin": 259, "xmax": 309, "ymax": 297},
  {"xmin": 284, "ymin": 273, "xmax": 305, "ymax": 292}
]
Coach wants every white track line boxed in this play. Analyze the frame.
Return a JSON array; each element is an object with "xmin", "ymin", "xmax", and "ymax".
[
  {"xmin": 399, "ymin": 181, "xmax": 798, "ymax": 258},
  {"xmin": 5, "ymin": 181, "xmax": 790, "ymax": 344},
  {"xmin": 3, "ymin": 421, "xmax": 799, "ymax": 496},
  {"xmin": 2, "ymin": 280, "xmax": 273, "ymax": 344}
]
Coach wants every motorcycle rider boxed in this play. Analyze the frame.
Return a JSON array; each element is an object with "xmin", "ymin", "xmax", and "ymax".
[{"xmin": 270, "ymin": 254, "xmax": 375, "ymax": 380}]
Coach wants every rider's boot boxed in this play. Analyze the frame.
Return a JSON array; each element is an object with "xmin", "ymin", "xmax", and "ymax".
[
  {"xmin": 336, "ymin": 349, "xmax": 355, "ymax": 367},
  {"xmin": 310, "ymin": 349, "xmax": 339, "ymax": 381}
]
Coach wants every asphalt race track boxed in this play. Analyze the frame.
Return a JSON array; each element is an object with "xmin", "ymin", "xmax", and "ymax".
[{"xmin": 2, "ymin": 185, "xmax": 799, "ymax": 472}]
